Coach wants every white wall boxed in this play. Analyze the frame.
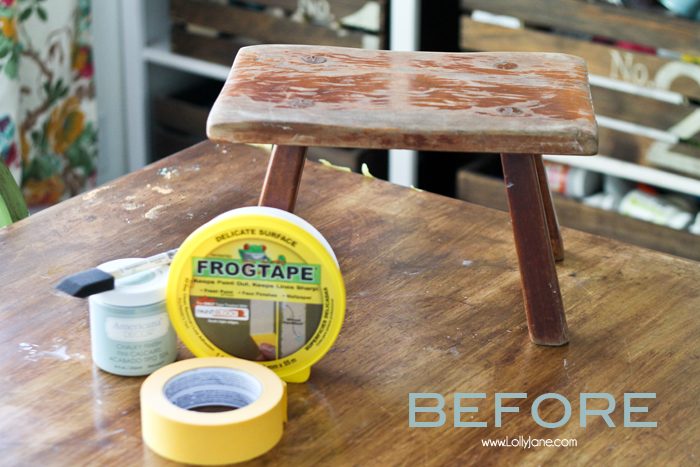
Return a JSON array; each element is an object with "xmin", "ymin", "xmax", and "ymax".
[{"xmin": 92, "ymin": 0, "xmax": 128, "ymax": 183}]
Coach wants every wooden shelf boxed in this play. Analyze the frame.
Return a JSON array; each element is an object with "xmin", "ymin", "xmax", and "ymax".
[
  {"xmin": 544, "ymin": 155, "xmax": 700, "ymax": 197},
  {"xmin": 456, "ymin": 169, "xmax": 700, "ymax": 261},
  {"xmin": 143, "ymin": 40, "xmax": 230, "ymax": 81}
]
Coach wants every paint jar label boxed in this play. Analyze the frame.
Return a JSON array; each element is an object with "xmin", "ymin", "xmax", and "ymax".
[
  {"xmin": 89, "ymin": 306, "xmax": 178, "ymax": 377},
  {"xmin": 105, "ymin": 313, "xmax": 171, "ymax": 342}
]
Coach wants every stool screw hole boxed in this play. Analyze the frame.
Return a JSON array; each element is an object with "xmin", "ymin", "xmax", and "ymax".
[
  {"xmin": 289, "ymin": 98, "xmax": 315, "ymax": 108},
  {"xmin": 496, "ymin": 62, "xmax": 518, "ymax": 70},
  {"xmin": 498, "ymin": 106, "xmax": 523, "ymax": 115},
  {"xmin": 302, "ymin": 55, "xmax": 327, "ymax": 64}
]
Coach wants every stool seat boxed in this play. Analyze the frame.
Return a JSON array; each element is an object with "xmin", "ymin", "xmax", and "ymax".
[{"xmin": 208, "ymin": 44, "xmax": 598, "ymax": 155}]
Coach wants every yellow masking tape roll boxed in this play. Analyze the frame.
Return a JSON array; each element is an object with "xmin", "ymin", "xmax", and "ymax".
[{"xmin": 141, "ymin": 357, "xmax": 287, "ymax": 465}]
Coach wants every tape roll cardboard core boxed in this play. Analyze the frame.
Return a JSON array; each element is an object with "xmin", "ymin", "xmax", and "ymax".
[{"xmin": 163, "ymin": 367, "xmax": 262, "ymax": 411}]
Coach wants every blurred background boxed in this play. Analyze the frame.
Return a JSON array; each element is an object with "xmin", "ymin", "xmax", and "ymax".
[{"xmin": 2, "ymin": 0, "xmax": 700, "ymax": 260}]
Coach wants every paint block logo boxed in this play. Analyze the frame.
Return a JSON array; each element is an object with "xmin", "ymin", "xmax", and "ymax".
[{"xmin": 194, "ymin": 299, "xmax": 250, "ymax": 322}]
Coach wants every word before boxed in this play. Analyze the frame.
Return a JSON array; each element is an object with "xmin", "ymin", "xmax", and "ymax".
[{"xmin": 409, "ymin": 392, "xmax": 656, "ymax": 429}]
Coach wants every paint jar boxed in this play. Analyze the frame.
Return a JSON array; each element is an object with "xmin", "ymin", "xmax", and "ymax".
[{"xmin": 89, "ymin": 258, "xmax": 177, "ymax": 376}]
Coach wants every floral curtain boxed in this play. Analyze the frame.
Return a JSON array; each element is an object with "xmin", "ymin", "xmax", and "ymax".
[{"xmin": 0, "ymin": 0, "xmax": 97, "ymax": 208}]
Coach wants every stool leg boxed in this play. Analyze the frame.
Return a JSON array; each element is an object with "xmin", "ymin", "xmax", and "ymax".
[
  {"xmin": 501, "ymin": 153, "xmax": 569, "ymax": 346},
  {"xmin": 258, "ymin": 145, "xmax": 307, "ymax": 212},
  {"xmin": 533, "ymin": 155, "xmax": 564, "ymax": 262}
]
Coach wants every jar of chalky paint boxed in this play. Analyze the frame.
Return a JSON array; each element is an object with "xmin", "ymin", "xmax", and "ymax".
[{"xmin": 89, "ymin": 258, "xmax": 177, "ymax": 376}]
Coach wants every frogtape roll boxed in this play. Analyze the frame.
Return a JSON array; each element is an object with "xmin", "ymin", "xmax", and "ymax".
[
  {"xmin": 166, "ymin": 206, "xmax": 346, "ymax": 383},
  {"xmin": 141, "ymin": 357, "xmax": 287, "ymax": 465}
]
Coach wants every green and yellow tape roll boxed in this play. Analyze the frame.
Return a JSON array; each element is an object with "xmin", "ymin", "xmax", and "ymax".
[{"xmin": 166, "ymin": 206, "xmax": 346, "ymax": 383}]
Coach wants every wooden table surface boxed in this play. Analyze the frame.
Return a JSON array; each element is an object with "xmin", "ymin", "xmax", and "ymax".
[{"xmin": 1, "ymin": 141, "xmax": 698, "ymax": 466}]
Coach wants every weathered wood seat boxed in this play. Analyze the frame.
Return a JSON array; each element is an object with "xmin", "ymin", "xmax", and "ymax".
[
  {"xmin": 208, "ymin": 45, "xmax": 598, "ymax": 154},
  {"xmin": 207, "ymin": 44, "xmax": 599, "ymax": 346}
]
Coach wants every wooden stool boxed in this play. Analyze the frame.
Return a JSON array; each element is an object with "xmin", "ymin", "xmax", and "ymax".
[{"xmin": 207, "ymin": 45, "xmax": 598, "ymax": 346}]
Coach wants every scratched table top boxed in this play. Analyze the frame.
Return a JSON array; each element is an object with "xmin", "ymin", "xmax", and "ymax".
[
  {"xmin": 1, "ymin": 141, "xmax": 698, "ymax": 466},
  {"xmin": 208, "ymin": 45, "xmax": 598, "ymax": 155}
]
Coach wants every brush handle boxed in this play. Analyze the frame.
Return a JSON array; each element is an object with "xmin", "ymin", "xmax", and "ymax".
[{"xmin": 104, "ymin": 248, "xmax": 179, "ymax": 279}]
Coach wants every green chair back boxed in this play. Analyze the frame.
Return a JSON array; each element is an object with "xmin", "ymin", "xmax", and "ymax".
[{"xmin": 0, "ymin": 163, "xmax": 28, "ymax": 227}]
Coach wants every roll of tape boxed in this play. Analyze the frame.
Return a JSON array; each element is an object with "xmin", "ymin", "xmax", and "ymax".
[
  {"xmin": 141, "ymin": 357, "xmax": 287, "ymax": 465},
  {"xmin": 166, "ymin": 206, "xmax": 345, "ymax": 383}
]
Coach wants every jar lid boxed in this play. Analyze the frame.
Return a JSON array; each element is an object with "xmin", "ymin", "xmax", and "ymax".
[
  {"xmin": 90, "ymin": 258, "xmax": 168, "ymax": 307},
  {"xmin": 166, "ymin": 207, "xmax": 345, "ymax": 383}
]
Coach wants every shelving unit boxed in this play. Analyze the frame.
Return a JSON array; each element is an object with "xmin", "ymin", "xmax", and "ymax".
[
  {"xmin": 99, "ymin": 0, "xmax": 421, "ymax": 185},
  {"xmin": 457, "ymin": 167, "xmax": 700, "ymax": 260},
  {"xmin": 458, "ymin": 0, "xmax": 700, "ymax": 200},
  {"xmin": 452, "ymin": 0, "xmax": 700, "ymax": 258}
]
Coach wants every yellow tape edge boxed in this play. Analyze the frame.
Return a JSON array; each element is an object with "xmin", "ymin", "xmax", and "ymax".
[{"xmin": 141, "ymin": 357, "xmax": 286, "ymax": 465}]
